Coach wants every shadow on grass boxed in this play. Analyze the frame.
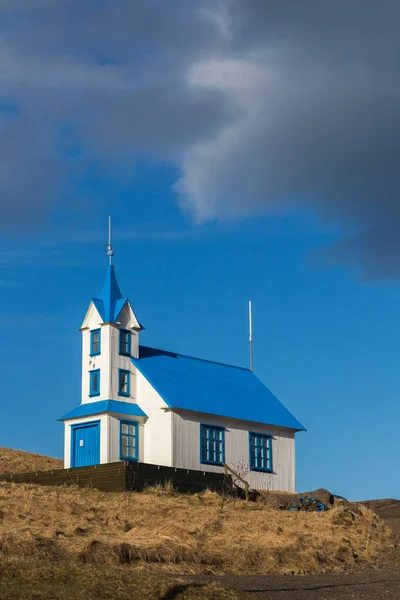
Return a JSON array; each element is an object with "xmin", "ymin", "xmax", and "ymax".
[{"xmin": 160, "ymin": 583, "xmax": 205, "ymax": 599}]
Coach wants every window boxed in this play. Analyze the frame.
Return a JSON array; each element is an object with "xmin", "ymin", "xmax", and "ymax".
[
  {"xmin": 249, "ymin": 433, "xmax": 273, "ymax": 472},
  {"xmin": 119, "ymin": 329, "xmax": 131, "ymax": 356},
  {"xmin": 200, "ymin": 424, "xmax": 225, "ymax": 465},
  {"xmin": 118, "ymin": 369, "xmax": 130, "ymax": 397},
  {"xmin": 89, "ymin": 369, "xmax": 100, "ymax": 397},
  {"xmin": 120, "ymin": 420, "xmax": 138, "ymax": 461},
  {"xmin": 90, "ymin": 329, "xmax": 101, "ymax": 356}
]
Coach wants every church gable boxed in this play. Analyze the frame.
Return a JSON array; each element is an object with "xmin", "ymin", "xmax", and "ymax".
[
  {"xmin": 80, "ymin": 301, "xmax": 103, "ymax": 330},
  {"xmin": 115, "ymin": 300, "xmax": 141, "ymax": 330}
]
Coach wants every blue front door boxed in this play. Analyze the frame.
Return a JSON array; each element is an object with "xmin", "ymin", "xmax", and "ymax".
[{"xmin": 71, "ymin": 422, "xmax": 100, "ymax": 468}]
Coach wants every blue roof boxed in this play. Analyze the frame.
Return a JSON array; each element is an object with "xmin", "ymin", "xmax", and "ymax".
[
  {"xmin": 92, "ymin": 265, "xmax": 128, "ymax": 323},
  {"xmin": 58, "ymin": 400, "xmax": 147, "ymax": 421},
  {"xmin": 132, "ymin": 346, "xmax": 305, "ymax": 431}
]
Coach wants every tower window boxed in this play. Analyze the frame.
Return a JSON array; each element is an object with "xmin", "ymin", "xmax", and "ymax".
[
  {"xmin": 90, "ymin": 329, "xmax": 101, "ymax": 356},
  {"xmin": 249, "ymin": 432, "xmax": 273, "ymax": 472},
  {"xmin": 89, "ymin": 369, "xmax": 100, "ymax": 397},
  {"xmin": 120, "ymin": 420, "xmax": 138, "ymax": 461},
  {"xmin": 200, "ymin": 424, "xmax": 225, "ymax": 465},
  {"xmin": 119, "ymin": 329, "xmax": 131, "ymax": 356},
  {"xmin": 118, "ymin": 369, "xmax": 130, "ymax": 397}
]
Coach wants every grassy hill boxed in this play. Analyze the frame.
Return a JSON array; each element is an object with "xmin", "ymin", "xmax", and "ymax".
[
  {"xmin": 0, "ymin": 479, "xmax": 394, "ymax": 574},
  {"xmin": 0, "ymin": 448, "xmax": 397, "ymax": 599},
  {"xmin": 0, "ymin": 448, "xmax": 395, "ymax": 575},
  {"xmin": 0, "ymin": 447, "xmax": 63, "ymax": 475}
]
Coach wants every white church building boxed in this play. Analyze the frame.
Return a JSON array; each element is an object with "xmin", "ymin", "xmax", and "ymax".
[{"xmin": 59, "ymin": 255, "xmax": 305, "ymax": 492}]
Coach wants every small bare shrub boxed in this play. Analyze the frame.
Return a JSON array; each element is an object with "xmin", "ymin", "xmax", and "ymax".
[{"xmin": 144, "ymin": 480, "xmax": 177, "ymax": 496}]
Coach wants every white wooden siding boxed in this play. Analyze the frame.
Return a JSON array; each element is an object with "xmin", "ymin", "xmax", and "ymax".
[
  {"xmin": 171, "ymin": 410, "xmax": 296, "ymax": 492},
  {"xmin": 108, "ymin": 324, "xmax": 137, "ymax": 401},
  {"xmin": 80, "ymin": 303, "xmax": 138, "ymax": 405},
  {"xmin": 135, "ymin": 370, "xmax": 172, "ymax": 466}
]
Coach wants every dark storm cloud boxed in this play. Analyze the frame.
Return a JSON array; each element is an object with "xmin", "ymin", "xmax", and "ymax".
[
  {"xmin": 177, "ymin": 1, "xmax": 400, "ymax": 279},
  {"xmin": 0, "ymin": 1, "xmax": 400, "ymax": 277}
]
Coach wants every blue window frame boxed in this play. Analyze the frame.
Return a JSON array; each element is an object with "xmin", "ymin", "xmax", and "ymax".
[
  {"xmin": 119, "ymin": 329, "xmax": 131, "ymax": 356},
  {"xmin": 200, "ymin": 424, "xmax": 225, "ymax": 465},
  {"xmin": 120, "ymin": 420, "xmax": 138, "ymax": 461},
  {"xmin": 89, "ymin": 369, "xmax": 100, "ymax": 397},
  {"xmin": 118, "ymin": 369, "xmax": 130, "ymax": 397},
  {"xmin": 249, "ymin": 432, "xmax": 273, "ymax": 472},
  {"xmin": 90, "ymin": 329, "xmax": 101, "ymax": 356}
]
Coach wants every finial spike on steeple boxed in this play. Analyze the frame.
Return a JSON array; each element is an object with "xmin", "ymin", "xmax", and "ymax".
[{"xmin": 105, "ymin": 215, "xmax": 114, "ymax": 264}]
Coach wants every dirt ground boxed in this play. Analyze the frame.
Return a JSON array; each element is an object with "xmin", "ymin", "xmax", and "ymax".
[{"xmin": 187, "ymin": 569, "xmax": 400, "ymax": 599}]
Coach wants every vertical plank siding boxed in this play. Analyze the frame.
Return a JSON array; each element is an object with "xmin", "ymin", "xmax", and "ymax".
[{"xmin": 172, "ymin": 410, "xmax": 296, "ymax": 492}]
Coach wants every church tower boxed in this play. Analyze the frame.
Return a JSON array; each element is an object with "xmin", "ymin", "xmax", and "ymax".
[
  {"xmin": 59, "ymin": 219, "xmax": 147, "ymax": 468},
  {"xmin": 80, "ymin": 263, "xmax": 142, "ymax": 405}
]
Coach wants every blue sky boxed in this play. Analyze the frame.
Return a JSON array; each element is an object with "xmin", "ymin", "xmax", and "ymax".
[
  {"xmin": 1, "ymin": 1, "xmax": 400, "ymax": 501},
  {"xmin": 1, "ymin": 163, "xmax": 399, "ymax": 500}
]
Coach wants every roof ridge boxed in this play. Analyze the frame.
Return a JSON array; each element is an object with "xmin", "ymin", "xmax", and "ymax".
[
  {"xmin": 139, "ymin": 345, "xmax": 251, "ymax": 372},
  {"xmin": 133, "ymin": 346, "xmax": 305, "ymax": 431}
]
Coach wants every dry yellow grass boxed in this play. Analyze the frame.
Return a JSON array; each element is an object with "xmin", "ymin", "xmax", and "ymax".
[
  {"xmin": 0, "ymin": 560, "xmax": 249, "ymax": 600},
  {"xmin": 0, "ymin": 447, "xmax": 63, "ymax": 475},
  {"xmin": 0, "ymin": 481, "xmax": 393, "ymax": 575}
]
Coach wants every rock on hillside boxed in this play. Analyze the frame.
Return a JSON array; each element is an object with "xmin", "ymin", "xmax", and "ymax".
[{"xmin": 0, "ymin": 447, "xmax": 63, "ymax": 475}]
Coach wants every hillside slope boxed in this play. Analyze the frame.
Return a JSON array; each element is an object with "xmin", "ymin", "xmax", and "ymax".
[
  {"xmin": 0, "ymin": 447, "xmax": 397, "ymax": 576},
  {"xmin": 361, "ymin": 499, "xmax": 400, "ymax": 536},
  {"xmin": 0, "ymin": 479, "xmax": 394, "ymax": 576},
  {"xmin": 0, "ymin": 447, "xmax": 63, "ymax": 475}
]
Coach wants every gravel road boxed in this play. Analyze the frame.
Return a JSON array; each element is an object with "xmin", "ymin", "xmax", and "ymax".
[{"xmin": 204, "ymin": 569, "xmax": 400, "ymax": 599}]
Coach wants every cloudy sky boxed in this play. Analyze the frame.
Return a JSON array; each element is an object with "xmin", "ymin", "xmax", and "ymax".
[
  {"xmin": 1, "ymin": 1, "xmax": 399, "ymax": 500},
  {"xmin": 2, "ymin": 0, "xmax": 400, "ymax": 276}
]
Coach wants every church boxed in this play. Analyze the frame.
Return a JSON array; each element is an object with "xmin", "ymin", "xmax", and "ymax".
[{"xmin": 59, "ymin": 242, "xmax": 305, "ymax": 492}]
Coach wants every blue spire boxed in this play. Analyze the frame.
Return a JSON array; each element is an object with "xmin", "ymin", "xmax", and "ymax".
[{"xmin": 92, "ymin": 265, "xmax": 128, "ymax": 323}]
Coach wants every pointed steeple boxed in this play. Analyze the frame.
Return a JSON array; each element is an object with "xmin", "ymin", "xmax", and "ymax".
[
  {"xmin": 92, "ymin": 264, "xmax": 128, "ymax": 323},
  {"xmin": 81, "ymin": 216, "xmax": 143, "ymax": 329}
]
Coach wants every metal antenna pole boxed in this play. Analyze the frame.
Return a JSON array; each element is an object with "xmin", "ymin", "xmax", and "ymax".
[
  {"xmin": 108, "ymin": 216, "xmax": 112, "ymax": 265},
  {"xmin": 105, "ymin": 216, "xmax": 115, "ymax": 263},
  {"xmin": 249, "ymin": 300, "xmax": 253, "ymax": 372}
]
